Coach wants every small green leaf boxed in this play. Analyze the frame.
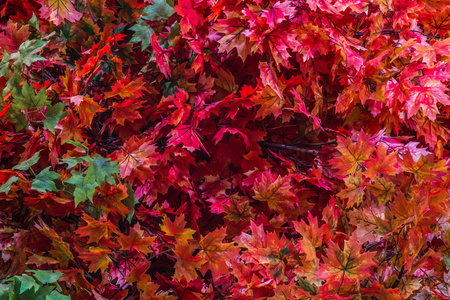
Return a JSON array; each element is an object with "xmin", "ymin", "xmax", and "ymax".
[
  {"xmin": 0, "ymin": 52, "xmax": 10, "ymax": 78},
  {"xmin": 17, "ymin": 39, "xmax": 48, "ymax": 66},
  {"xmin": 129, "ymin": 19, "xmax": 153, "ymax": 50},
  {"xmin": 31, "ymin": 167, "xmax": 60, "ymax": 193},
  {"xmin": 45, "ymin": 291, "xmax": 70, "ymax": 300},
  {"xmin": 142, "ymin": 0, "xmax": 175, "ymax": 21},
  {"xmin": 66, "ymin": 172, "xmax": 95, "ymax": 206},
  {"xmin": 13, "ymin": 151, "xmax": 41, "ymax": 170},
  {"xmin": 2, "ymin": 72, "xmax": 23, "ymax": 97},
  {"xmin": 44, "ymin": 102, "xmax": 67, "ymax": 134},
  {"xmin": 0, "ymin": 176, "xmax": 19, "ymax": 194},
  {"xmin": 444, "ymin": 254, "xmax": 450, "ymax": 270},
  {"xmin": 29, "ymin": 270, "xmax": 61, "ymax": 285},
  {"xmin": 5, "ymin": 105, "xmax": 28, "ymax": 131},
  {"xmin": 65, "ymin": 140, "xmax": 89, "ymax": 152},
  {"xmin": 28, "ymin": 13, "xmax": 40, "ymax": 31},
  {"xmin": 84, "ymin": 155, "xmax": 119, "ymax": 186},
  {"xmin": 60, "ymin": 157, "xmax": 84, "ymax": 169},
  {"xmin": 12, "ymin": 82, "xmax": 50, "ymax": 110},
  {"xmin": 15, "ymin": 274, "xmax": 40, "ymax": 294}
]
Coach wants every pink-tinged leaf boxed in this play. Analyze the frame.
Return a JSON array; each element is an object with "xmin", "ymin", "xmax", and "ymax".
[
  {"xmin": 343, "ymin": 47, "xmax": 364, "ymax": 71},
  {"xmin": 290, "ymin": 88, "xmax": 322, "ymax": 129},
  {"xmin": 262, "ymin": 1, "xmax": 296, "ymax": 28},
  {"xmin": 151, "ymin": 34, "xmax": 171, "ymax": 78},
  {"xmin": 407, "ymin": 78, "xmax": 450, "ymax": 121},
  {"xmin": 39, "ymin": 0, "xmax": 83, "ymax": 25},
  {"xmin": 259, "ymin": 61, "xmax": 284, "ymax": 100},
  {"xmin": 167, "ymin": 124, "xmax": 209, "ymax": 155}
]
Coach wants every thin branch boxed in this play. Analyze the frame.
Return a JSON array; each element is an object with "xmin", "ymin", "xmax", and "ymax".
[{"xmin": 259, "ymin": 141, "xmax": 320, "ymax": 155}]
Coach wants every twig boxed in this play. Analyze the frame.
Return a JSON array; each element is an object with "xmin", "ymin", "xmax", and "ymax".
[{"xmin": 259, "ymin": 141, "xmax": 319, "ymax": 155}]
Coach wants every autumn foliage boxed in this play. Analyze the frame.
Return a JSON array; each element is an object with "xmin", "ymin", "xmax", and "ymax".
[{"xmin": 2, "ymin": 0, "xmax": 450, "ymax": 298}]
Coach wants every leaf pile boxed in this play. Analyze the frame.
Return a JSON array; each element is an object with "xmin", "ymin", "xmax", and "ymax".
[{"xmin": 2, "ymin": 0, "xmax": 450, "ymax": 298}]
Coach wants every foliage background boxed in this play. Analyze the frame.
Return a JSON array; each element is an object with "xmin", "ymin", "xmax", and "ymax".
[{"xmin": 1, "ymin": 0, "xmax": 450, "ymax": 298}]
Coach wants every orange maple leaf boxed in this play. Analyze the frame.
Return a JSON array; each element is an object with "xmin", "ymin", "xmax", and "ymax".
[
  {"xmin": 364, "ymin": 146, "xmax": 398, "ymax": 180},
  {"xmin": 336, "ymin": 171, "xmax": 365, "ymax": 208},
  {"xmin": 366, "ymin": 176, "xmax": 396, "ymax": 205},
  {"xmin": 199, "ymin": 227, "xmax": 238, "ymax": 278},
  {"xmin": 316, "ymin": 235, "xmax": 376, "ymax": 293},
  {"xmin": 329, "ymin": 130, "xmax": 375, "ymax": 176},
  {"xmin": 74, "ymin": 213, "xmax": 120, "ymax": 244},
  {"xmin": 253, "ymin": 170, "xmax": 297, "ymax": 213},
  {"xmin": 160, "ymin": 215, "xmax": 196, "ymax": 245},
  {"xmin": 118, "ymin": 224, "xmax": 156, "ymax": 255},
  {"xmin": 79, "ymin": 247, "xmax": 112, "ymax": 273}
]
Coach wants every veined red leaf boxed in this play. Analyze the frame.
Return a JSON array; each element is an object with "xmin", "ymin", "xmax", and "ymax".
[{"xmin": 39, "ymin": 0, "xmax": 83, "ymax": 25}]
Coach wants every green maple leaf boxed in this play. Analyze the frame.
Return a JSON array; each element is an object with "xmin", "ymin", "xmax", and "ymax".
[
  {"xmin": 2, "ymin": 72, "xmax": 23, "ymax": 97},
  {"xmin": 31, "ymin": 167, "xmax": 60, "ymax": 193},
  {"xmin": 142, "ymin": 0, "xmax": 175, "ymax": 21},
  {"xmin": 16, "ymin": 39, "xmax": 48, "ymax": 66},
  {"xmin": 84, "ymin": 155, "xmax": 119, "ymax": 186},
  {"xmin": 44, "ymin": 102, "xmax": 67, "ymax": 134},
  {"xmin": 0, "ymin": 52, "xmax": 10, "ymax": 78},
  {"xmin": 66, "ymin": 171, "xmax": 96, "ymax": 207},
  {"xmin": 14, "ymin": 274, "xmax": 40, "ymax": 294},
  {"xmin": 129, "ymin": 19, "xmax": 153, "ymax": 50},
  {"xmin": 13, "ymin": 151, "xmax": 41, "ymax": 170},
  {"xmin": 0, "ymin": 176, "xmax": 19, "ymax": 194},
  {"xmin": 5, "ymin": 105, "xmax": 28, "ymax": 131},
  {"xmin": 12, "ymin": 82, "xmax": 49, "ymax": 109},
  {"xmin": 28, "ymin": 270, "xmax": 61, "ymax": 285}
]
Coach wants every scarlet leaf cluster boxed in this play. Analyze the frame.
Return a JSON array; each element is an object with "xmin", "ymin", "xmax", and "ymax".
[{"xmin": 2, "ymin": 0, "xmax": 450, "ymax": 298}]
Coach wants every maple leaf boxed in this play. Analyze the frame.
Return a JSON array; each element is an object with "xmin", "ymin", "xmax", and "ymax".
[
  {"xmin": 118, "ymin": 223, "xmax": 156, "ymax": 254},
  {"xmin": 316, "ymin": 235, "xmax": 376, "ymax": 292},
  {"xmin": 0, "ymin": 20, "xmax": 30, "ymax": 54},
  {"xmin": 130, "ymin": 19, "xmax": 154, "ymax": 50},
  {"xmin": 39, "ymin": 0, "xmax": 83, "ymax": 25},
  {"xmin": 199, "ymin": 227, "xmax": 238, "ymax": 278},
  {"xmin": 73, "ymin": 96, "xmax": 106, "ymax": 128},
  {"xmin": 329, "ymin": 131, "xmax": 375, "ymax": 176},
  {"xmin": 97, "ymin": 183, "xmax": 132, "ymax": 217},
  {"xmin": 118, "ymin": 136, "xmax": 158, "ymax": 179},
  {"xmin": 104, "ymin": 77, "xmax": 148, "ymax": 100},
  {"xmin": 213, "ymin": 127, "xmax": 251, "ymax": 150},
  {"xmin": 160, "ymin": 215, "xmax": 196, "ymax": 245},
  {"xmin": 214, "ymin": 13, "xmax": 252, "ymax": 61},
  {"xmin": 75, "ymin": 213, "xmax": 120, "ymax": 244},
  {"xmin": 336, "ymin": 171, "xmax": 365, "ymax": 208},
  {"xmin": 167, "ymin": 124, "xmax": 209, "ymax": 155},
  {"xmin": 111, "ymin": 99, "xmax": 144, "ymax": 127},
  {"xmin": 151, "ymin": 34, "xmax": 172, "ymax": 79},
  {"xmin": 293, "ymin": 212, "xmax": 331, "ymax": 262},
  {"xmin": 253, "ymin": 170, "xmax": 297, "ymax": 213},
  {"xmin": 262, "ymin": 1, "xmax": 296, "ymax": 28},
  {"xmin": 290, "ymin": 88, "xmax": 322, "ymax": 129},
  {"xmin": 407, "ymin": 78, "xmax": 450, "ymax": 121},
  {"xmin": 214, "ymin": 68, "xmax": 237, "ymax": 92},
  {"xmin": 237, "ymin": 222, "xmax": 290, "ymax": 281},
  {"xmin": 79, "ymin": 247, "xmax": 112, "ymax": 273},
  {"xmin": 364, "ymin": 145, "xmax": 398, "ymax": 180},
  {"xmin": 398, "ymin": 152, "xmax": 446, "ymax": 183},
  {"xmin": 35, "ymin": 221, "xmax": 74, "ymax": 268},
  {"xmin": 366, "ymin": 176, "xmax": 396, "ymax": 205},
  {"xmin": 223, "ymin": 196, "xmax": 254, "ymax": 222},
  {"xmin": 259, "ymin": 61, "xmax": 284, "ymax": 100},
  {"xmin": 172, "ymin": 243, "xmax": 204, "ymax": 281}
]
